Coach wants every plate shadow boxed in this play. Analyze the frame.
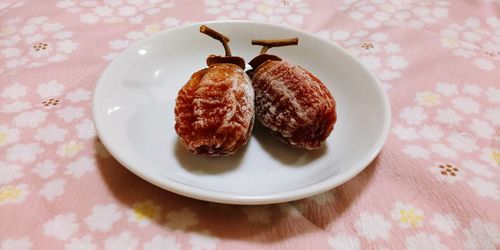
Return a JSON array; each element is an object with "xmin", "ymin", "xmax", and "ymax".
[{"xmin": 252, "ymin": 121, "xmax": 328, "ymax": 167}]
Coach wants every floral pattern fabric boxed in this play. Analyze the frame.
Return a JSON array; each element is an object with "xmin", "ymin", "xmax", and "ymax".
[{"xmin": 1, "ymin": 0, "xmax": 499, "ymax": 249}]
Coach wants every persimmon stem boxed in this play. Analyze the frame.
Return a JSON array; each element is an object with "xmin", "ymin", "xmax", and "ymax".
[
  {"xmin": 200, "ymin": 25, "xmax": 232, "ymax": 56},
  {"xmin": 252, "ymin": 38, "xmax": 299, "ymax": 54}
]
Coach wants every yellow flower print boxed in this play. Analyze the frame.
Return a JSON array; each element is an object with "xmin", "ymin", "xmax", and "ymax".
[
  {"xmin": 0, "ymin": 184, "xmax": 28, "ymax": 205},
  {"xmin": 391, "ymin": 202, "xmax": 424, "ymax": 228},
  {"xmin": 0, "ymin": 27, "xmax": 15, "ymax": 36},
  {"xmin": 128, "ymin": 200, "xmax": 161, "ymax": 227},
  {"xmin": 481, "ymin": 149, "xmax": 500, "ymax": 166},
  {"xmin": 144, "ymin": 24, "xmax": 161, "ymax": 35},
  {"xmin": 491, "ymin": 151, "xmax": 500, "ymax": 165},
  {"xmin": 0, "ymin": 132, "xmax": 6, "ymax": 144},
  {"xmin": 416, "ymin": 91, "xmax": 441, "ymax": 106},
  {"xmin": 58, "ymin": 140, "xmax": 84, "ymax": 157},
  {"xmin": 441, "ymin": 36, "xmax": 459, "ymax": 48},
  {"xmin": 380, "ymin": 3, "xmax": 396, "ymax": 13},
  {"xmin": 399, "ymin": 208, "xmax": 423, "ymax": 227},
  {"xmin": 257, "ymin": 4, "xmax": 274, "ymax": 15}
]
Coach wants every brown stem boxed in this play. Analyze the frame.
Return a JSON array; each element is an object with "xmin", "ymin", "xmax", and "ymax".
[
  {"xmin": 200, "ymin": 25, "xmax": 232, "ymax": 56},
  {"xmin": 252, "ymin": 38, "xmax": 299, "ymax": 54}
]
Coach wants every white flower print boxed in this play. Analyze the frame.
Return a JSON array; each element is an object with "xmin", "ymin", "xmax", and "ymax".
[
  {"xmin": 436, "ymin": 108, "xmax": 463, "ymax": 125},
  {"xmin": 109, "ymin": 39, "xmax": 129, "ymax": 50},
  {"xmin": 56, "ymin": 106, "xmax": 84, "ymax": 122},
  {"xmin": 105, "ymin": 231, "xmax": 138, "ymax": 250},
  {"xmin": 6, "ymin": 143, "xmax": 44, "ymax": 162},
  {"xmin": 165, "ymin": 207, "xmax": 199, "ymax": 230},
  {"xmin": 75, "ymin": 119, "xmax": 96, "ymax": 140},
  {"xmin": 278, "ymin": 203, "xmax": 302, "ymax": 218},
  {"xmin": 1, "ymin": 83, "xmax": 27, "ymax": 99},
  {"xmin": 436, "ymin": 82, "xmax": 458, "ymax": 96},
  {"xmin": 440, "ymin": 17, "xmax": 499, "ymax": 71},
  {"xmin": 65, "ymin": 88, "xmax": 91, "ymax": 103},
  {"xmin": 205, "ymin": 0, "xmax": 311, "ymax": 27},
  {"xmin": 430, "ymin": 144, "xmax": 458, "ymax": 159},
  {"xmin": 85, "ymin": 204, "xmax": 123, "ymax": 232},
  {"xmin": 463, "ymin": 84, "xmax": 482, "ymax": 96},
  {"xmin": 37, "ymin": 80, "xmax": 65, "ymax": 98},
  {"xmin": 13, "ymin": 110, "xmax": 48, "ymax": 128},
  {"xmin": 451, "ymin": 96, "xmax": 480, "ymax": 114},
  {"xmin": 43, "ymin": 213, "xmax": 79, "ymax": 241},
  {"xmin": 143, "ymin": 236, "xmax": 181, "ymax": 250},
  {"xmin": 419, "ymin": 125, "xmax": 444, "ymax": 141},
  {"xmin": 1, "ymin": 237, "xmax": 32, "ymax": 250},
  {"xmin": 462, "ymin": 160, "xmax": 494, "ymax": 178},
  {"xmin": 65, "ymin": 156, "xmax": 96, "ymax": 178},
  {"xmin": 403, "ymin": 145, "xmax": 430, "ymax": 159},
  {"xmin": 57, "ymin": 0, "xmax": 175, "ymax": 24},
  {"xmin": 340, "ymin": 0, "xmax": 450, "ymax": 29},
  {"xmin": 34, "ymin": 124, "xmax": 68, "ymax": 144},
  {"xmin": 39, "ymin": 178, "xmax": 66, "ymax": 201},
  {"xmin": 394, "ymin": 82, "xmax": 499, "ymax": 198},
  {"xmin": 0, "ymin": 125, "xmax": 20, "ymax": 147},
  {"xmin": 189, "ymin": 231, "xmax": 218, "ymax": 250},
  {"xmin": 387, "ymin": 55, "xmax": 408, "ymax": 69},
  {"xmin": 430, "ymin": 213, "xmax": 460, "ymax": 236},
  {"xmin": 328, "ymin": 234, "xmax": 361, "ymax": 250},
  {"xmin": 447, "ymin": 133, "xmax": 478, "ymax": 153},
  {"xmin": 33, "ymin": 160, "xmax": 57, "ymax": 178},
  {"xmin": 0, "ymin": 17, "xmax": 78, "ymax": 69},
  {"xmin": 242, "ymin": 206, "xmax": 272, "ymax": 224},
  {"xmin": 486, "ymin": 86, "xmax": 500, "ymax": 103},
  {"xmin": 319, "ymin": 29, "xmax": 407, "ymax": 88},
  {"xmin": 400, "ymin": 107, "xmax": 428, "ymax": 125},
  {"xmin": 474, "ymin": 58, "xmax": 495, "ymax": 70},
  {"xmin": 309, "ymin": 190, "xmax": 335, "ymax": 205},
  {"xmin": 0, "ymin": 183, "xmax": 28, "ymax": 205},
  {"xmin": 405, "ymin": 233, "xmax": 448, "ymax": 250},
  {"xmin": 1, "ymin": 101, "xmax": 32, "ymax": 114},
  {"xmin": 464, "ymin": 219, "xmax": 500, "ymax": 250},
  {"xmin": 103, "ymin": 17, "xmax": 188, "ymax": 61},
  {"xmin": 57, "ymin": 140, "xmax": 84, "ymax": 157},
  {"xmin": 429, "ymin": 163, "xmax": 464, "ymax": 183},
  {"xmin": 65, "ymin": 235, "xmax": 98, "ymax": 250},
  {"xmin": 355, "ymin": 212, "xmax": 392, "ymax": 241},
  {"xmin": 484, "ymin": 108, "xmax": 500, "ymax": 125},
  {"xmin": 0, "ymin": 162, "xmax": 22, "ymax": 184},
  {"xmin": 391, "ymin": 202, "xmax": 424, "ymax": 228},
  {"xmin": 392, "ymin": 125, "xmax": 419, "ymax": 140},
  {"xmin": 0, "ymin": 1, "xmax": 26, "ymax": 12},
  {"xmin": 469, "ymin": 119, "xmax": 494, "ymax": 139},
  {"xmin": 467, "ymin": 177, "xmax": 499, "ymax": 200},
  {"xmin": 127, "ymin": 200, "xmax": 161, "ymax": 227}
]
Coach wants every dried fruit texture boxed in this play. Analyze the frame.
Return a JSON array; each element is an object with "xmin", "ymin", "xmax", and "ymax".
[
  {"xmin": 252, "ymin": 60, "xmax": 336, "ymax": 149},
  {"xmin": 175, "ymin": 63, "xmax": 254, "ymax": 156}
]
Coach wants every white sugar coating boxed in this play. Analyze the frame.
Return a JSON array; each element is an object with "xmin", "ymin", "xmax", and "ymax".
[
  {"xmin": 174, "ymin": 63, "xmax": 255, "ymax": 155},
  {"xmin": 252, "ymin": 60, "xmax": 336, "ymax": 149}
]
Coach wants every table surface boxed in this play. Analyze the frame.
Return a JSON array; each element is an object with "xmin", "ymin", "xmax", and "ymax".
[{"xmin": 1, "ymin": 0, "xmax": 499, "ymax": 249}]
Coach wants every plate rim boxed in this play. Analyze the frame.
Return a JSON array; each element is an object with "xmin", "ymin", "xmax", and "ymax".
[{"xmin": 93, "ymin": 20, "xmax": 392, "ymax": 205}]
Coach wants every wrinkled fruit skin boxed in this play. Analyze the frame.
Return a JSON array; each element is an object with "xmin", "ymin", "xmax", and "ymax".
[
  {"xmin": 252, "ymin": 60, "xmax": 336, "ymax": 149},
  {"xmin": 175, "ymin": 63, "xmax": 254, "ymax": 156}
]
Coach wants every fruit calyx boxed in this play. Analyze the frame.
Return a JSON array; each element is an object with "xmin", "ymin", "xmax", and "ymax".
[
  {"xmin": 200, "ymin": 25, "xmax": 245, "ymax": 70},
  {"xmin": 249, "ymin": 38, "xmax": 298, "ymax": 69}
]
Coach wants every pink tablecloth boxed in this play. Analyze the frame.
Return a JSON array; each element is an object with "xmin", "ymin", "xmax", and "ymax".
[{"xmin": 1, "ymin": 0, "xmax": 499, "ymax": 249}]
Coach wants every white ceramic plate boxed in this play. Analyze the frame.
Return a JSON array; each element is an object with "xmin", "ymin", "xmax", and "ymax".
[{"xmin": 93, "ymin": 21, "xmax": 390, "ymax": 205}]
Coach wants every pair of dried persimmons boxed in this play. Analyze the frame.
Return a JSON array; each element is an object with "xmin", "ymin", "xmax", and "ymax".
[{"xmin": 175, "ymin": 25, "xmax": 337, "ymax": 156}]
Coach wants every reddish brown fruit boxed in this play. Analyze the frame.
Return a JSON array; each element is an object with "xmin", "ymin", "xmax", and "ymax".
[
  {"xmin": 174, "ymin": 26, "xmax": 254, "ymax": 156},
  {"xmin": 250, "ymin": 38, "xmax": 336, "ymax": 149}
]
